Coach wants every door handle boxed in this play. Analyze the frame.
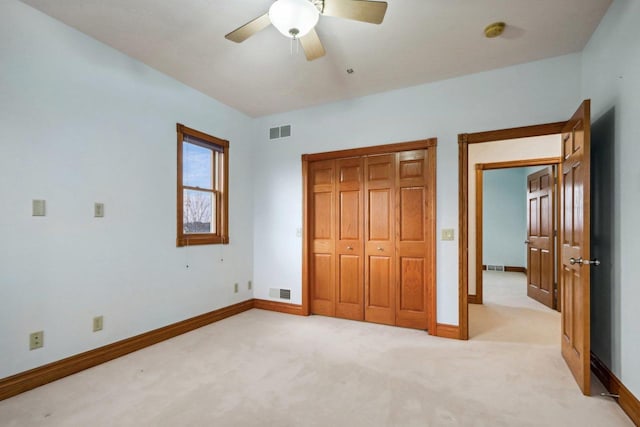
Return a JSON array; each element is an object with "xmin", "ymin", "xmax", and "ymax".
[
  {"xmin": 346, "ymin": 246, "xmax": 353, "ymax": 250},
  {"xmin": 569, "ymin": 257, "xmax": 600, "ymax": 266},
  {"xmin": 377, "ymin": 247, "xmax": 384, "ymax": 251},
  {"xmin": 524, "ymin": 240, "xmax": 531, "ymax": 244}
]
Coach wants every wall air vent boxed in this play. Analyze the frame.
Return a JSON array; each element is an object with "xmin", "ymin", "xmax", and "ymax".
[
  {"xmin": 487, "ymin": 265, "xmax": 505, "ymax": 272},
  {"xmin": 269, "ymin": 125, "xmax": 291, "ymax": 140},
  {"xmin": 268, "ymin": 288, "xmax": 291, "ymax": 300}
]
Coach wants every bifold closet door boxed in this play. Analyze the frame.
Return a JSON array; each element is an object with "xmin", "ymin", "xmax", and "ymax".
[
  {"xmin": 364, "ymin": 154, "xmax": 397, "ymax": 326},
  {"xmin": 335, "ymin": 157, "xmax": 364, "ymax": 320},
  {"xmin": 395, "ymin": 150, "xmax": 429, "ymax": 329},
  {"xmin": 310, "ymin": 159, "xmax": 336, "ymax": 316}
]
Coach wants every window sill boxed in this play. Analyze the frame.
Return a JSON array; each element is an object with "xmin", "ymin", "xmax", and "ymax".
[{"xmin": 176, "ymin": 234, "xmax": 229, "ymax": 247}]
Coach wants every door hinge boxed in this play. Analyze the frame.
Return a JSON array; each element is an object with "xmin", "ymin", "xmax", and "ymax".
[{"xmin": 554, "ymin": 230, "xmax": 557, "ymax": 237}]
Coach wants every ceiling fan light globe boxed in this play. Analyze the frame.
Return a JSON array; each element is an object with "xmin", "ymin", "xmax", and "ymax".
[{"xmin": 269, "ymin": 0, "xmax": 319, "ymax": 39}]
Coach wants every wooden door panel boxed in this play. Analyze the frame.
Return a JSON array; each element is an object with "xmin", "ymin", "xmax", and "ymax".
[
  {"xmin": 526, "ymin": 166, "xmax": 555, "ymax": 309},
  {"xmin": 368, "ymin": 190, "xmax": 391, "ymax": 240},
  {"xmin": 368, "ymin": 256, "xmax": 392, "ymax": 307},
  {"xmin": 399, "ymin": 257, "xmax": 425, "ymax": 312},
  {"xmin": 314, "ymin": 192, "xmax": 333, "ymax": 238},
  {"xmin": 396, "ymin": 150, "xmax": 429, "ymax": 329},
  {"xmin": 311, "ymin": 253, "xmax": 334, "ymax": 315},
  {"xmin": 400, "ymin": 187, "xmax": 425, "ymax": 241},
  {"xmin": 368, "ymin": 162, "xmax": 392, "ymax": 181},
  {"xmin": 366, "ymin": 255, "xmax": 394, "ymax": 325},
  {"xmin": 399, "ymin": 159, "xmax": 423, "ymax": 180},
  {"xmin": 339, "ymin": 163, "xmax": 361, "ymax": 183},
  {"xmin": 364, "ymin": 154, "xmax": 396, "ymax": 325},
  {"xmin": 310, "ymin": 160, "xmax": 336, "ymax": 317},
  {"xmin": 540, "ymin": 195, "xmax": 551, "ymax": 236},
  {"xmin": 335, "ymin": 157, "xmax": 364, "ymax": 320},
  {"xmin": 313, "ymin": 168, "xmax": 333, "ymax": 186},
  {"xmin": 540, "ymin": 249, "xmax": 553, "ymax": 293},
  {"xmin": 529, "ymin": 198, "xmax": 539, "ymax": 236},
  {"xmin": 529, "ymin": 248, "xmax": 540, "ymax": 288},
  {"xmin": 338, "ymin": 255, "xmax": 360, "ymax": 303},
  {"xmin": 560, "ymin": 100, "xmax": 591, "ymax": 395},
  {"xmin": 339, "ymin": 191, "xmax": 360, "ymax": 240}
]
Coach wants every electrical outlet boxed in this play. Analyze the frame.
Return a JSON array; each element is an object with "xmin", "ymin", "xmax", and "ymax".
[
  {"xmin": 29, "ymin": 331, "xmax": 44, "ymax": 350},
  {"xmin": 94, "ymin": 203, "xmax": 105, "ymax": 217},
  {"xmin": 93, "ymin": 316, "xmax": 103, "ymax": 332},
  {"xmin": 234, "ymin": 283, "xmax": 238, "ymax": 293},
  {"xmin": 248, "ymin": 280, "xmax": 252, "ymax": 290}
]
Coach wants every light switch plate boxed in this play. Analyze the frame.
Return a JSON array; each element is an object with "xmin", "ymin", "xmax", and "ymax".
[
  {"xmin": 94, "ymin": 203, "xmax": 104, "ymax": 217},
  {"xmin": 32, "ymin": 199, "xmax": 46, "ymax": 216},
  {"xmin": 442, "ymin": 228, "xmax": 455, "ymax": 241}
]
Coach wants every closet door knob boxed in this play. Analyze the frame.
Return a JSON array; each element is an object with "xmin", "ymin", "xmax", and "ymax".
[
  {"xmin": 377, "ymin": 247, "xmax": 383, "ymax": 251},
  {"xmin": 346, "ymin": 246, "xmax": 353, "ymax": 250}
]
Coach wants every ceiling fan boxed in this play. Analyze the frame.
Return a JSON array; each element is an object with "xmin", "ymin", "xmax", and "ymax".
[{"xmin": 225, "ymin": 0, "xmax": 388, "ymax": 61}]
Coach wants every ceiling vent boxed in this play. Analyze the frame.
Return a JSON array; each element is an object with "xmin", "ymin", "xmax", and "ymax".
[{"xmin": 269, "ymin": 125, "xmax": 291, "ymax": 140}]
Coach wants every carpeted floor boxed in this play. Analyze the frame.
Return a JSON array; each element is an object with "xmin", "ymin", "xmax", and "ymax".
[{"xmin": 0, "ymin": 271, "xmax": 632, "ymax": 426}]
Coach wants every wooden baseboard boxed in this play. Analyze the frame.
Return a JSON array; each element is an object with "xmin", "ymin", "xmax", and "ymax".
[
  {"xmin": 0, "ymin": 300, "xmax": 254, "ymax": 402},
  {"xmin": 591, "ymin": 352, "xmax": 640, "ymax": 425},
  {"xmin": 435, "ymin": 323, "xmax": 461, "ymax": 340},
  {"xmin": 253, "ymin": 299, "xmax": 304, "ymax": 316},
  {"xmin": 482, "ymin": 265, "xmax": 526, "ymax": 274},
  {"xmin": 468, "ymin": 294, "xmax": 481, "ymax": 304}
]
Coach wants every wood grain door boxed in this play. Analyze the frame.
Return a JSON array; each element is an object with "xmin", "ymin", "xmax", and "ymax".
[
  {"xmin": 560, "ymin": 100, "xmax": 591, "ymax": 395},
  {"xmin": 526, "ymin": 166, "xmax": 555, "ymax": 309},
  {"xmin": 335, "ymin": 157, "xmax": 364, "ymax": 320},
  {"xmin": 364, "ymin": 154, "xmax": 396, "ymax": 325},
  {"xmin": 395, "ymin": 150, "xmax": 430, "ymax": 329},
  {"xmin": 310, "ymin": 160, "xmax": 336, "ymax": 316}
]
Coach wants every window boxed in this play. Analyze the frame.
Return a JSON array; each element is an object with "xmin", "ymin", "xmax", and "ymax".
[{"xmin": 177, "ymin": 123, "xmax": 229, "ymax": 246}]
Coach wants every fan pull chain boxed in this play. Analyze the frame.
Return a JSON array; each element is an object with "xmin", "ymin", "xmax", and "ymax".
[{"xmin": 290, "ymin": 35, "xmax": 300, "ymax": 57}]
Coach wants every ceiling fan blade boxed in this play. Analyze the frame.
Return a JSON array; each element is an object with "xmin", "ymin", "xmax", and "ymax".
[
  {"xmin": 225, "ymin": 13, "xmax": 271, "ymax": 43},
  {"xmin": 322, "ymin": 0, "xmax": 388, "ymax": 24},
  {"xmin": 299, "ymin": 28, "xmax": 326, "ymax": 61}
]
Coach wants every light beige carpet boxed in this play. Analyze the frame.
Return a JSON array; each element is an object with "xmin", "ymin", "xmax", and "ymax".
[{"xmin": 0, "ymin": 272, "xmax": 632, "ymax": 426}]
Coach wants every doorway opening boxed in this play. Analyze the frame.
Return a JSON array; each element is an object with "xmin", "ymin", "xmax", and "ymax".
[
  {"xmin": 470, "ymin": 160, "xmax": 561, "ymax": 343},
  {"xmin": 458, "ymin": 100, "xmax": 593, "ymax": 395}
]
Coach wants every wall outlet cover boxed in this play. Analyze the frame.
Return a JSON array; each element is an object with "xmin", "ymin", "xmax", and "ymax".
[
  {"xmin": 29, "ymin": 331, "xmax": 44, "ymax": 350},
  {"xmin": 93, "ymin": 315, "xmax": 103, "ymax": 332},
  {"xmin": 94, "ymin": 202, "xmax": 105, "ymax": 217}
]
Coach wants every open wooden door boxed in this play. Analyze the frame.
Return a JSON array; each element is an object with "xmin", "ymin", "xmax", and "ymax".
[
  {"xmin": 526, "ymin": 166, "xmax": 555, "ymax": 309},
  {"xmin": 560, "ymin": 100, "xmax": 591, "ymax": 395}
]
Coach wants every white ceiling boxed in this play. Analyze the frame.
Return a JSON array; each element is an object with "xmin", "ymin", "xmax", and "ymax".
[{"xmin": 20, "ymin": 0, "xmax": 611, "ymax": 117}]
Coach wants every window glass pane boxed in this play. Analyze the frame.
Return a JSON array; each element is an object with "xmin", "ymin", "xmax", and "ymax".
[
  {"xmin": 183, "ymin": 142, "xmax": 213, "ymax": 189},
  {"xmin": 183, "ymin": 189, "xmax": 216, "ymax": 234}
]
